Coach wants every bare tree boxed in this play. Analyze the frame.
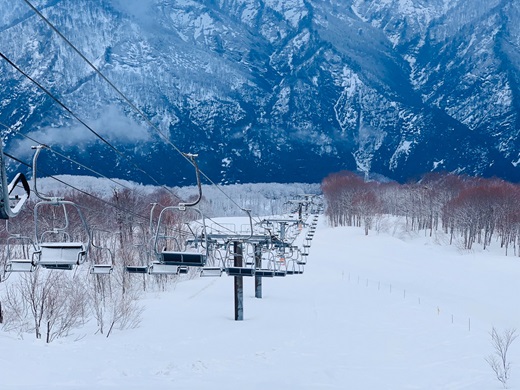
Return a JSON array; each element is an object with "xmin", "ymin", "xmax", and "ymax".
[
  {"xmin": 486, "ymin": 327, "xmax": 517, "ymax": 388},
  {"xmin": 2, "ymin": 270, "xmax": 88, "ymax": 342},
  {"xmin": 43, "ymin": 273, "xmax": 88, "ymax": 343}
]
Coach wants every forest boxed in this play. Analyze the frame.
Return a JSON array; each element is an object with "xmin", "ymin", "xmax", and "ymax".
[{"xmin": 322, "ymin": 171, "xmax": 520, "ymax": 255}]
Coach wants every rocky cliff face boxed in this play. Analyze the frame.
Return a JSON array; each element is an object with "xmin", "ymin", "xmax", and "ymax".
[{"xmin": 0, "ymin": 0, "xmax": 518, "ymax": 185}]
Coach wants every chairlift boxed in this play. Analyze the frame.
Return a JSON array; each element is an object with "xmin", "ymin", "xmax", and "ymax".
[
  {"xmin": 254, "ymin": 267, "xmax": 274, "ymax": 277},
  {"xmin": 224, "ymin": 241, "xmax": 256, "ymax": 277},
  {"xmin": 286, "ymin": 258, "xmax": 304, "ymax": 275},
  {"xmin": 31, "ymin": 146, "xmax": 90, "ymax": 270},
  {"xmin": 149, "ymin": 261, "xmax": 179, "ymax": 275},
  {"xmin": 126, "ymin": 265, "xmax": 149, "ymax": 274},
  {"xmin": 125, "ymin": 207, "xmax": 156, "ymax": 275},
  {"xmin": 200, "ymin": 266, "xmax": 223, "ymax": 277},
  {"xmin": 200, "ymin": 244, "xmax": 224, "ymax": 277},
  {"xmin": 291, "ymin": 247, "xmax": 307, "ymax": 266},
  {"xmin": 226, "ymin": 266, "xmax": 255, "ymax": 277},
  {"xmin": 244, "ymin": 245, "xmax": 255, "ymax": 266},
  {"xmin": 297, "ymin": 254, "xmax": 308, "ymax": 265},
  {"xmin": 250, "ymin": 246, "xmax": 274, "ymax": 278},
  {"xmin": 3, "ymin": 221, "xmax": 37, "ymax": 274},
  {"xmin": 89, "ymin": 228, "xmax": 114, "ymax": 275},
  {"xmin": 258, "ymin": 245, "xmax": 286, "ymax": 278},
  {"xmin": 224, "ymin": 210, "xmax": 256, "ymax": 277},
  {"xmin": 153, "ymin": 154, "xmax": 208, "ymax": 268}
]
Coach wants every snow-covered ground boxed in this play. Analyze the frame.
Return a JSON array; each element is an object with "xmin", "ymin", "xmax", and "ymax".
[{"xmin": 2, "ymin": 215, "xmax": 519, "ymax": 389}]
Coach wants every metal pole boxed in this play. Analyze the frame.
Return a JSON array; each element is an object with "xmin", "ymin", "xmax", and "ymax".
[
  {"xmin": 279, "ymin": 222, "xmax": 286, "ymax": 241},
  {"xmin": 254, "ymin": 244, "xmax": 262, "ymax": 299},
  {"xmin": 234, "ymin": 241, "xmax": 243, "ymax": 321}
]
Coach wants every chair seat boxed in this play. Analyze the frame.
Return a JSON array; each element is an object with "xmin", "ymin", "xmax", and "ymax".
[
  {"xmin": 200, "ymin": 267, "xmax": 223, "ymax": 277},
  {"xmin": 38, "ymin": 242, "xmax": 86, "ymax": 266},
  {"xmin": 90, "ymin": 264, "xmax": 113, "ymax": 274},
  {"xmin": 149, "ymin": 262, "xmax": 179, "ymax": 275},
  {"xmin": 226, "ymin": 267, "xmax": 255, "ymax": 277},
  {"xmin": 5, "ymin": 259, "xmax": 35, "ymax": 272},
  {"xmin": 255, "ymin": 269, "xmax": 274, "ymax": 278},
  {"xmin": 126, "ymin": 266, "xmax": 149, "ymax": 274},
  {"xmin": 160, "ymin": 251, "xmax": 206, "ymax": 267}
]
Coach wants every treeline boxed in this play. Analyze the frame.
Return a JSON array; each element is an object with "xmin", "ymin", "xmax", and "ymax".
[{"xmin": 322, "ymin": 171, "xmax": 520, "ymax": 255}]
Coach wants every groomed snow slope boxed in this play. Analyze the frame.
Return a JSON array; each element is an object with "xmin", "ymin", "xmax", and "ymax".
[{"xmin": 2, "ymin": 216, "xmax": 519, "ymax": 389}]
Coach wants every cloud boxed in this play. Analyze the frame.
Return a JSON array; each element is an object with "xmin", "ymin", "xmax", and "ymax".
[{"xmin": 11, "ymin": 105, "xmax": 151, "ymax": 157}]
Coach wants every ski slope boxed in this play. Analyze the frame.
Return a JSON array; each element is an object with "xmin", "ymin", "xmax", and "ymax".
[{"xmin": 2, "ymin": 215, "xmax": 519, "ymax": 389}]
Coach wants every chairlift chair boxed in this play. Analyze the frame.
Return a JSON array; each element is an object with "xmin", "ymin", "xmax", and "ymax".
[
  {"xmin": 286, "ymin": 257, "xmax": 304, "ymax": 275},
  {"xmin": 153, "ymin": 153, "xmax": 208, "ymax": 268},
  {"xmin": 200, "ymin": 245, "xmax": 224, "ymax": 277},
  {"xmin": 298, "ymin": 253, "xmax": 308, "ymax": 265},
  {"xmin": 89, "ymin": 229, "xmax": 115, "ymax": 275},
  {"xmin": 224, "ymin": 246, "xmax": 255, "ymax": 277},
  {"xmin": 34, "ymin": 203, "xmax": 89, "ymax": 270},
  {"xmin": 226, "ymin": 267, "xmax": 255, "ymax": 277},
  {"xmin": 200, "ymin": 266, "xmax": 223, "ymax": 277},
  {"xmin": 262, "ymin": 247, "xmax": 286, "ymax": 277},
  {"xmin": 224, "ymin": 241, "xmax": 256, "ymax": 277},
  {"xmin": 149, "ymin": 261, "xmax": 179, "ymax": 275},
  {"xmin": 274, "ymin": 270, "xmax": 287, "ymax": 277},
  {"xmin": 126, "ymin": 242, "xmax": 151, "ymax": 274},
  {"xmin": 252, "ymin": 247, "xmax": 275, "ymax": 278},
  {"xmin": 31, "ymin": 146, "xmax": 90, "ymax": 270},
  {"xmin": 126, "ymin": 265, "xmax": 149, "ymax": 274},
  {"xmin": 291, "ymin": 247, "xmax": 307, "ymax": 267},
  {"xmin": 4, "ymin": 226, "xmax": 37, "ymax": 273}
]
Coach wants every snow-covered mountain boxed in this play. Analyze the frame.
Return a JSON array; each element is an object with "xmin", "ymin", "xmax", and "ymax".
[{"xmin": 0, "ymin": 0, "xmax": 518, "ymax": 185}]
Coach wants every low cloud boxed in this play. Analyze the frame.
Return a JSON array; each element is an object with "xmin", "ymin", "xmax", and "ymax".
[{"xmin": 12, "ymin": 105, "xmax": 151, "ymax": 157}]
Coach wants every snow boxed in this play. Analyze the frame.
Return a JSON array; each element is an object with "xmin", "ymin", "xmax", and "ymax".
[
  {"xmin": 2, "ymin": 215, "xmax": 520, "ymax": 389},
  {"xmin": 433, "ymin": 159, "xmax": 445, "ymax": 169},
  {"xmin": 389, "ymin": 139, "xmax": 414, "ymax": 169}
]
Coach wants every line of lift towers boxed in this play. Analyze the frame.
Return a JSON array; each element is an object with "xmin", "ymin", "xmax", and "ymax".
[{"xmin": 0, "ymin": 144, "xmax": 323, "ymax": 321}]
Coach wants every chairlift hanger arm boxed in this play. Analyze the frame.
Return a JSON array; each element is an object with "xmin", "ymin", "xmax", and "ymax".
[
  {"xmin": 31, "ymin": 145, "xmax": 63, "ymax": 202},
  {"xmin": 243, "ymin": 208, "xmax": 253, "ymax": 240},
  {"xmin": 179, "ymin": 153, "xmax": 202, "ymax": 208}
]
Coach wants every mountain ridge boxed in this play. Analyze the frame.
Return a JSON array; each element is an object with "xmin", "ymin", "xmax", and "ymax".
[{"xmin": 0, "ymin": 0, "xmax": 518, "ymax": 185}]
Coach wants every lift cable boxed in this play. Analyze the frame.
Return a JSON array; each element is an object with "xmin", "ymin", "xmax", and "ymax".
[
  {"xmin": 0, "ymin": 50, "xmax": 180, "ymax": 201},
  {"xmin": 2, "ymin": 124, "xmax": 240, "ymax": 237},
  {"xmin": 21, "ymin": 0, "xmax": 262, "ymax": 224},
  {"xmin": 0, "ymin": 121, "xmax": 137, "ymax": 193},
  {"xmin": 2, "ymin": 151, "xmax": 152, "ymax": 224}
]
